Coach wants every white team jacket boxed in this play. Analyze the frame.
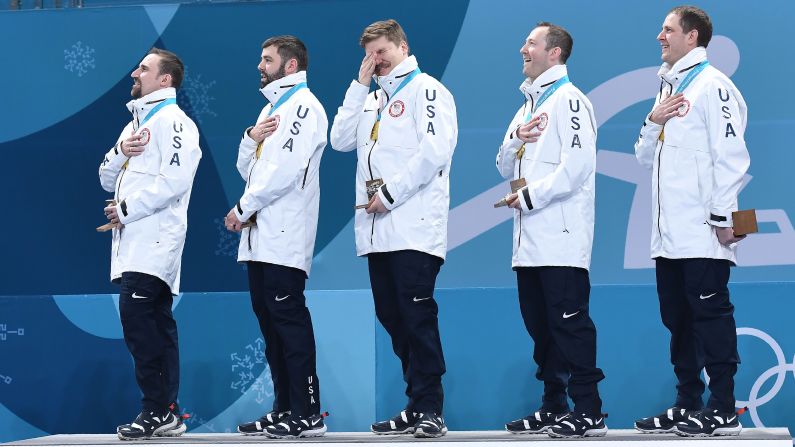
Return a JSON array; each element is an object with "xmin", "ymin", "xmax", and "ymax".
[
  {"xmin": 496, "ymin": 65, "xmax": 597, "ymax": 270},
  {"xmin": 635, "ymin": 47, "xmax": 750, "ymax": 262},
  {"xmin": 99, "ymin": 87, "xmax": 202, "ymax": 294},
  {"xmin": 233, "ymin": 71, "xmax": 328, "ymax": 275},
  {"xmin": 330, "ymin": 56, "xmax": 457, "ymax": 260}
]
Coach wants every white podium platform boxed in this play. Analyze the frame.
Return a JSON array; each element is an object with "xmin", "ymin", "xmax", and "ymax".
[{"xmin": 2, "ymin": 429, "xmax": 792, "ymax": 447}]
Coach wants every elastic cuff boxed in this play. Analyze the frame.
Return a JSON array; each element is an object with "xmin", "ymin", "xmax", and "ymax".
[
  {"xmin": 508, "ymin": 135, "xmax": 524, "ymax": 151},
  {"xmin": 350, "ymin": 79, "xmax": 370, "ymax": 94},
  {"xmin": 709, "ymin": 212, "xmax": 733, "ymax": 228},
  {"xmin": 379, "ymin": 187, "xmax": 395, "ymax": 211},
  {"xmin": 117, "ymin": 201, "xmax": 131, "ymax": 225},
  {"xmin": 241, "ymin": 127, "xmax": 258, "ymax": 147},
  {"xmin": 641, "ymin": 118, "xmax": 663, "ymax": 136},
  {"xmin": 520, "ymin": 187, "xmax": 534, "ymax": 211}
]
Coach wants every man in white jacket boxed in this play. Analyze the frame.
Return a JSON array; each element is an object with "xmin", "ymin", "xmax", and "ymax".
[
  {"xmin": 497, "ymin": 23, "xmax": 606, "ymax": 439},
  {"xmin": 224, "ymin": 35, "xmax": 328, "ymax": 439},
  {"xmin": 633, "ymin": 6, "xmax": 750, "ymax": 438},
  {"xmin": 99, "ymin": 48, "xmax": 201, "ymax": 440},
  {"xmin": 330, "ymin": 19, "xmax": 457, "ymax": 438}
]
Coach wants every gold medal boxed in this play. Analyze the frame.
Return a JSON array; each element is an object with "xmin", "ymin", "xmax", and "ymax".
[
  {"xmin": 658, "ymin": 129, "xmax": 665, "ymax": 142},
  {"xmin": 370, "ymin": 120, "xmax": 380, "ymax": 141},
  {"xmin": 255, "ymin": 141, "xmax": 263, "ymax": 159},
  {"xmin": 516, "ymin": 144, "xmax": 525, "ymax": 159}
]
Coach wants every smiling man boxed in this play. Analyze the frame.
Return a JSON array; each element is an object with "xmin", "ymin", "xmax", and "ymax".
[
  {"xmin": 98, "ymin": 48, "xmax": 201, "ymax": 440},
  {"xmin": 330, "ymin": 19, "xmax": 457, "ymax": 438},
  {"xmin": 633, "ymin": 6, "xmax": 750, "ymax": 438},
  {"xmin": 496, "ymin": 22, "xmax": 606, "ymax": 439}
]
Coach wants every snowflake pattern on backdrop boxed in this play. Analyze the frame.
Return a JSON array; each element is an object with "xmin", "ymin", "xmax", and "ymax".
[
  {"xmin": 64, "ymin": 41, "xmax": 96, "ymax": 77},
  {"xmin": 178, "ymin": 67, "xmax": 217, "ymax": 124},
  {"xmin": 231, "ymin": 337, "xmax": 274, "ymax": 405},
  {"xmin": 214, "ymin": 217, "xmax": 240, "ymax": 258},
  {"xmin": 0, "ymin": 373, "xmax": 11, "ymax": 385}
]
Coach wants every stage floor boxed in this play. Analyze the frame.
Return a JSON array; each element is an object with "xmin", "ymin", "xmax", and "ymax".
[{"xmin": 3, "ymin": 429, "xmax": 792, "ymax": 447}]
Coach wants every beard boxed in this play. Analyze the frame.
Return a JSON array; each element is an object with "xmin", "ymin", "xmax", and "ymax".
[
  {"xmin": 260, "ymin": 63, "xmax": 287, "ymax": 88},
  {"xmin": 131, "ymin": 82, "xmax": 142, "ymax": 99}
]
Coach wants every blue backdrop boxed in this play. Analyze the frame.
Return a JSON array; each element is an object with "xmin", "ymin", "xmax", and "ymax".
[{"xmin": 1, "ymin": 0, "xmax": 793, "ymax": 442}]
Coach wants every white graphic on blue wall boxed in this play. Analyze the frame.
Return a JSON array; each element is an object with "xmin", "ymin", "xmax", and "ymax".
[
  {"xmin": 703, "ymin": 327, "xmax": 795, "ymax": 429},
  {"xmin": 231, "ymin": 338, "xmax": 274, "ymax": 405},
  {"xmin": 0, "ymin": 374, "xmax": 11, "ymax": 385},
  {"xmin": 64, "ymin": 41, "xmax": 95, "ymax": 77},
  {"xmin": 179, "ymin": 67, "xmax": 217, "ymax": 124},
  {"xmin": 214, "ymin": 217, "xmax": 240, "ymax": 258},
  {"xmin": 448, "ymin": 36, "xmax": 794, "ymax": 269}
]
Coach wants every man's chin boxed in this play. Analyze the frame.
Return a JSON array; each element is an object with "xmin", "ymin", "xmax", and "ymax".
[{"xmin": 131, "ymin": 88, "xmax": 141, "ymax": 99}]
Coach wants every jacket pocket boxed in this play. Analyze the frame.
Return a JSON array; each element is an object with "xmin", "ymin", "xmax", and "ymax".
[{"xmin": 125, "ymin": 213, "xmax": 160, "ymax": 244}]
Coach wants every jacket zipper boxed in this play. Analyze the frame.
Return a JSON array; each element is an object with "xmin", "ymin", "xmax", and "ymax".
[
  {"xmin": 656, "ymin": 145, "xmax": 663, "ymax": 240},
  {"xmin": 517, "ymin": 155, "xmax": 523, "ymax": 248},
  {"xmin": 115, "ymin": 168, "xmax": 127, "ymax": 256},
  {"xmin": 560, "ymin": 204, "xmax": 569, "ymax": 233},
  {"xmin": 516, "ymin": 98, "xmax": 532, "ymax": 249},
  {"xmin": 246, "ymin": 155, "xmax": 259, "ymax": 251},
  {"xmin": 367, "ymin": 138, "xmax": 377, "ymax": 244},
  {"xmin": 655, "ymin": 80, "xmax": 672, "ymax": 241}
]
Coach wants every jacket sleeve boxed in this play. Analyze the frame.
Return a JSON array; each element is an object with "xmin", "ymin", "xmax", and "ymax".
[
  {"xmin": 330, "ymin": 80, "xmax": 369, "ymax": 152},
  {"xmin": 378, "ymin": 82, "xmax": 458, "ymax": 210},
  {"xmin": 634, "ymin": 91, "xmax": 664, "ymax": 170},
  {"xmin": 117, "ymin": 116, "xmax": 201, "ymax": 224},
  {"xmin": 518, "ymin": 93, "xmax": 595, "ymax": 212},
  {"xmin": 496, "ymin": 107, "xmax": 525, "ymax": 180},
  {"xmin": 234, "ymin": 101, "xmax": 325, "ymax": 222},
  {"xmin": 98, "ymin": 125, "xmax": 131, "ymax": 193},
  {"xmin": 237, "ymin": 106, "xmax": 271, "ymax": 180},
  {"xmin": 705, "ymin": 79, "xmax": 750, "ymax": 227}
]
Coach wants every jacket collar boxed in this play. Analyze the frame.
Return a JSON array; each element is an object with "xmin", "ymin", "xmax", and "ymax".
[
  {"xmin": 259, "ymin": 71, "xmax": 308, "ymax": 105},
  {"xmin": 375, "ymin": 55, "xmax": 419, "ymax": 97},
  {"xmin": 519, "ymin": 64, "xmax": 568, "ymax": 103},
  {"xmin": 658, "ymin": 46, "xmax": 708, "ymax": 86},
  {"xmin": 126, "ymin": 87, "xmax": 176, "ymax": 127}
]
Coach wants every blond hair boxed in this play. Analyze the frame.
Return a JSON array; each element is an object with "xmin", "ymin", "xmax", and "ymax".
[{"xmin": 359, "ymin": 19, "xmax": 410, "ymax": 53}]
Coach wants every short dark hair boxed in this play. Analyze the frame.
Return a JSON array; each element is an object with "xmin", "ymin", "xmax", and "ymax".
[
  {"xmin": 670, "ymin": 5, "xmax": 713, "ymax": 47},
  {"xmin": 262, "ymin": 35, "xmax": 309, "ymax": 71},
  {"xmin": 147, "ymin": 47, "xmax": 184, "ymax": 89},
  {"xmin": 536, "ymin": 22, "xmax": 573, "ymax": 64},
  {"xmin": 359, "ymin": 19, "xmax": 410, "ymax": 53}
]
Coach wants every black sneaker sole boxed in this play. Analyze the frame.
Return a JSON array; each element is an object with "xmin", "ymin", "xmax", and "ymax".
[
  {"xmin": 264, "ymin": 426, "xmax": 327, "ymax": 439},
  {"xmin": 118, "ymin": 420, "xmax": 178, "ymax": 441},
  {"xmin": 507, "ymin": 428, "xmax": 551, "ymax": 434},
  {"xmin": 237, "ymin": 429, "xmax": 268, "ymax": 436},
  {"xmin": 117, "ymin": 434, "xmax": 153, "ymax": 441},
  {"xmin": 372, "ymin": 427, "xmax": 415, "ymax": 435},
  {"xmin": 634, "ymin": 423, "xmax": 676, "ymax": 434}
]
